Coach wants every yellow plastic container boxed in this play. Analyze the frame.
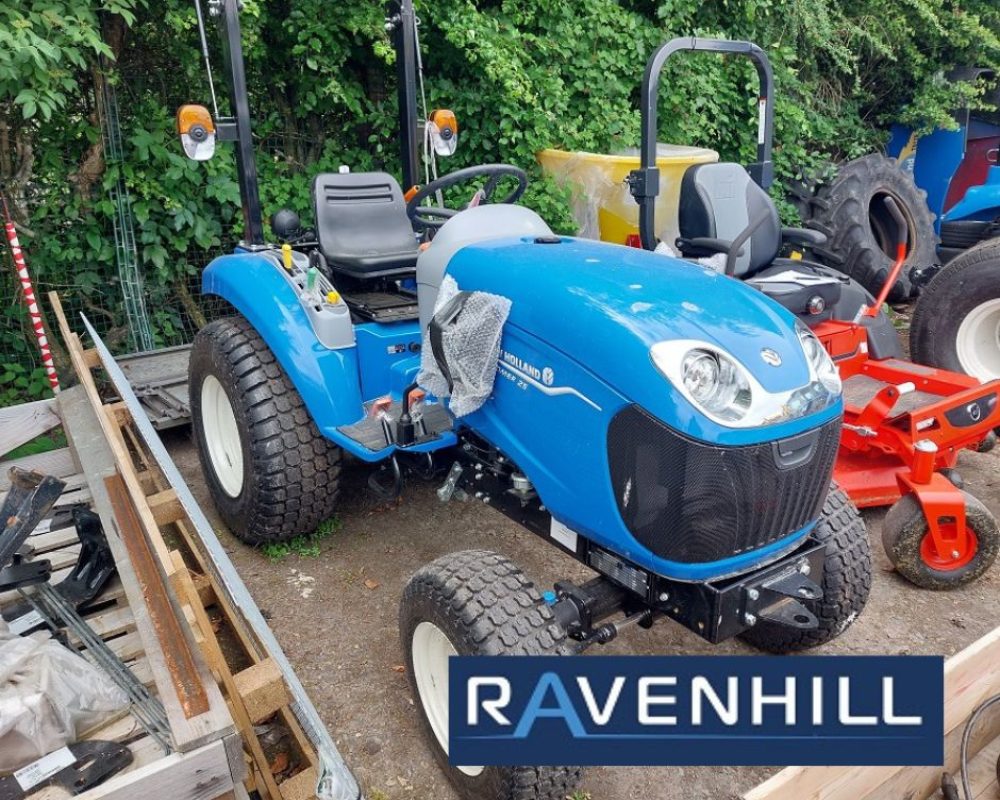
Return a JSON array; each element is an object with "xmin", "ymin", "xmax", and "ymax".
[{"xmin": 537, "ymin": 144, "xmax": 718, "ymax": 246}]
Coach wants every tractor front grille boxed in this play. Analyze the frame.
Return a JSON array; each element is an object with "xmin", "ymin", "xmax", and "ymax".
[{"xmin": 607, "ymin": 406, "xmax": 840, "ymax": 564}]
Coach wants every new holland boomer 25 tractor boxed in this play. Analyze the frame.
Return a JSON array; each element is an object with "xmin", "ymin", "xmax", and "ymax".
[{"xmin": 178, "ymin": 5, "xmax": 946, "ymax": 797}]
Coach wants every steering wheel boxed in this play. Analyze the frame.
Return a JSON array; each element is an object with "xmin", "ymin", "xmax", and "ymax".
[{"xmin": 406, "ymin": 163, "xmax": 528, "ymax": 229}]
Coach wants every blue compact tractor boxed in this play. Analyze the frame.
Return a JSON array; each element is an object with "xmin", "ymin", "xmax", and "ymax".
[{"xmin": 181, "ymin": 7, "xmax": 870, "ymax": 797}]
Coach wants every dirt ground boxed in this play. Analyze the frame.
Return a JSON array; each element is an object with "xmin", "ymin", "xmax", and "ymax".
[{"xmin": 163, "ymin": 418, "xmax": 1000, "ymax": 800}]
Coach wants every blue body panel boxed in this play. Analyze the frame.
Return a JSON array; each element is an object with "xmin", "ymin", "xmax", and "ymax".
[
  {"xmin": 354, "ymin": 322, "xmax": 422, "ymax": 400},
  {"xmin": 202, "ymin": 253, "xmax": 454, "ymax": 462},
  {"xmin": 944, "ymin": 166, "xmax": 1000, "ymax": 222},
  {"xmin": 446, "ymin": 237, "xmax": 840, "ymax": 581}
]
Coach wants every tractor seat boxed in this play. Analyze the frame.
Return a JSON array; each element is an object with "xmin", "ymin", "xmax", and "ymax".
[
  {"xmin": 676, "ymin": 162, "xmax": 843, "ymax": 320},
  {"xmin": 312, "ymin": 171, "xmax": 420, "ymax": 280}
]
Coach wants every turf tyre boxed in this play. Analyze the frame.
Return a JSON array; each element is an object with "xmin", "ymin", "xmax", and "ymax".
[
  {"xmin": 189, "ymin": 315, "xmax": 342, "ymax": 545},
  {"xmin": 399, "ymin": 550, "xmax": 580, "ymax": 800}
]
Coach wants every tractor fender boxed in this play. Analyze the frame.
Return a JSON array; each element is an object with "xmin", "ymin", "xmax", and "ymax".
[
  {"xmin": 944, "ymin": 167, "xmax": 1000, "ymax": 222},
  {"xmin": 202, "ymin": 252, "xmax": 365, "ymax": 436}
]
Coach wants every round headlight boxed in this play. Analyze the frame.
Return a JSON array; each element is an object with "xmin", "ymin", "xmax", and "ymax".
[{"xmin": 680, "ymin": 348, "xmax": 752, "ymax": 419}]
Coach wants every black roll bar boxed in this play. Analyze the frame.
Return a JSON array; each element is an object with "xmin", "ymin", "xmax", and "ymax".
[{"xmin": 627, "ymin": 37, "xmax": 775, "ymax": 251}]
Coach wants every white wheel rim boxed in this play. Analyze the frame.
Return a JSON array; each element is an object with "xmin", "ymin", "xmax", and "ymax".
[
  {"xmin": 411, "ymin": 621, "xmax": 484, "ymax": 777},
  {"xmin": 200, "ymin": 374, "xmax": 245, "ymax": 498},
  {"xmin": 956, "ymin": 298, "xmax": 1000, "ymax": 381}
]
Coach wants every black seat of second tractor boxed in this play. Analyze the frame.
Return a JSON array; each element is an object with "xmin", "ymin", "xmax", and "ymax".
[
  {"xmin": 676, "ymin": 162, "xmax": 844, "ymax": 321},
  {"xmin": 312, "ymin": 171, "xmax": 420, "ymax": 280}
]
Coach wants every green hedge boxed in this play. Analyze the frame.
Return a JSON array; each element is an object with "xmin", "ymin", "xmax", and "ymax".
[{"xmin": 1, "ymin": 0, "xmax": 998, "ymax": 405}]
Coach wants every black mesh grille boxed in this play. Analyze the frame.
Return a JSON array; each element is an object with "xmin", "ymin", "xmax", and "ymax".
[{"xmin": 607, "ymin": 406, "xmax": 840, "ymax": 564}]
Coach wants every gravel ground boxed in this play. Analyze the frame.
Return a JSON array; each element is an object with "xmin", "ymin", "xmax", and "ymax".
[{"xmin": 164, "ymin": 417, "xmax": 1000, "ymax": 800}]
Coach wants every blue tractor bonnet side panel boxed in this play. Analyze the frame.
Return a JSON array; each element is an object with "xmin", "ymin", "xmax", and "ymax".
[
  {"xmin": 943, "ymin": 166, "xmax": 1000, "ymax": 222},
  {"xmin": 202, "ymin": 253, "xmax": 374, "ymax": 454},
  {"xmin": 462, "ymin": 322, "xmax": 816, "ymax": 582},
  {"xmin": 446, "ymin": 236, "xmax": 840, "ymax": 448}
]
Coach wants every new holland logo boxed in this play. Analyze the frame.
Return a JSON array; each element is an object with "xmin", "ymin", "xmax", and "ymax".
[{"xmin": 760, "ymin": 348, "xmax": 782, "ymax": 366}]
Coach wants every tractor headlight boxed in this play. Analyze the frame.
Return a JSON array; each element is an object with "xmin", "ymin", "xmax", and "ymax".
[
  {"xmin": 680, "ymin": 349, "xmax": 752, "ymax": 422},
  {"xmin": 650, "ymin": 338, "xmax": 840, "ymax": 428},
  {"xmin": 796, "ymin": 322, "xmax": 841, "ymax": 394}
]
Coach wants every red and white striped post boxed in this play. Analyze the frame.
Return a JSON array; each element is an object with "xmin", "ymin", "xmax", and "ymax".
[{"xmin": 3, "ymin": 197, "xmax": 59, "ymax": 393}]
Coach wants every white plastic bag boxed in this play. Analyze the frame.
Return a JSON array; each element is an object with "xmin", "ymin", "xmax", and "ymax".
[
  {"xmin": 418, "ymin": 275, "xmax": 512, "ymax": 417},
  {"xmin": 0, "ymin": 618, "xmax": 129, "ymax": 771}
]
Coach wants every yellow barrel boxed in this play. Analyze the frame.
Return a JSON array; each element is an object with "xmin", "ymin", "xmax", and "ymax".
[{"xmin": 537, "ymin": 144, "xmax": 718, "ymax": 246}]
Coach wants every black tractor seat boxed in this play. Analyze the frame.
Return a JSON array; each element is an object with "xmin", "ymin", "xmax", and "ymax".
[
  {"xmin": 675, "ymin": 161, "xmax": 904, "ymax": 359},
  {"xmin": 312, "ymin": 171, "xmax": 420, "ymax": 280}
]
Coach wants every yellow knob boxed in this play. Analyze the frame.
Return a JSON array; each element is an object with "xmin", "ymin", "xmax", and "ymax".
[
  {"xmin": 281, "ymin": 243, "xmax": 293, "ymax": 270},
  {"xmin": 326, "ymin": 290, "xmax": 340, "ymax": 305}
]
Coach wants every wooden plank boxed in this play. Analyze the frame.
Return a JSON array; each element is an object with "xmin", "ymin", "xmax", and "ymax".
[
  {"xmin": 171, "ymin": 552, "xmax": 282, "ymax": 800},
  {"xmin": 148, "ymin": 487, "xmax": 184, "ymax": 526},
  {"xmin": 232, "ymin": 659, "xmax": 289, "ymax": 725},
  {"xmin": 0, "ymin": 398, "xmax": 61, "ymax": 457},
  {"xmin": 58, "ymin": 385, "xmax": 234, "ymax": 754},
  {"xmin": 277, "ymin": 765, "xmax": 318, "ymax": 800},
  {"xmin": 69, "ymin": 737, "xmax": 235, "ymax": 800},
  {"xmin": 745, "ymin": 626, "xmax": 1000, "ymax": 800},
  {"xmin": 105, "ymin": 474, "xmax": 210, "ymax": 721},
  {"xmin": 0, "ymin": 447, "xmax": 75, "ymax": 489}
]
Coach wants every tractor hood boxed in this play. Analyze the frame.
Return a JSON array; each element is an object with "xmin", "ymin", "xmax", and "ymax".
[{"xmin": 444, "ymin": 236, "xmax": 835, "ymax": 440}]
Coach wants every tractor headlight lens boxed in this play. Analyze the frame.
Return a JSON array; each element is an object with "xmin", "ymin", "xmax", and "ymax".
[
  {"xmin": 680, "ymin": 349, "xmax": 752, "ymax": 421},
  {"xmin": 796, "ymin": 323, "xmax": 841, "ymax": 394},
  {"xmin": 650, "ymin": 338, "xmax": 840, "ymax": 429}
]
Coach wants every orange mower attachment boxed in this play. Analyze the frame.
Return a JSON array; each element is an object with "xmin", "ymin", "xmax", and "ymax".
[{"xmin": 814, "ymin": 197, "xmax": 1000, "ymax": 589}]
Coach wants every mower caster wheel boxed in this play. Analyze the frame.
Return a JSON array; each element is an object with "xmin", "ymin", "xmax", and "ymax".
[
  {"xmin": 882, "ymin": 492, "xmax": 1000, "ymax": 589},
  {"xmin": 939, "ymin": 468, "xmax": 964, "ymax": 489},
  {"xmin": 189, "ymin": 316, "xmax": 342, "ymax": 545},
  {"xmin": 977, "ymin": 431, "xmax": 997, "ymax": 454},
  {"xmin": 740, "ymin": 485, "xmax": 871, "ymax": 653},
  {"xmin": 400, "ymin": 550, "xmax": 580, "ymax": 800}
]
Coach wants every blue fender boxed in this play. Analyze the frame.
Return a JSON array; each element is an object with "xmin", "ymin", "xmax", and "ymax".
[
  {"xmin": 943, "ymin": 166, "xmax": 1000, "ymax": 222},
  {"xmin": 202, "ymin": 252, "xmax": 366, "ymax": 444}
]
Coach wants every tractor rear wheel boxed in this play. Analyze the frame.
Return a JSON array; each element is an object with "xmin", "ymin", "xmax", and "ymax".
[
  {"xmin": 740, "ymin": 485, "xmax": 871, "ymax": 653},
  {"xmin": 910, "ymin": 238, "xmax": 1000, "ymax": 381},
  {"xmin": 399, "ymin": 550, "xmax": 580, "ymax": 800},
  {"xmin": 805, "ymin": 154, "xmax": 937, "ymax": 302},
  {"xmin": 189, "ymin": 315, "xmax": 342, "ymax": 545},
  {"xmin": 882, "ymin": 491, "xmax": 999, "ymax": 589}
]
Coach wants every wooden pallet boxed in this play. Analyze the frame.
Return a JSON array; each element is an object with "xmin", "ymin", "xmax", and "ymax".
[
  {"xmin": 745, "ymin": 625, "xmax": 1000, "ymax": 800},
  {"xmin": 1, "ymin": 397, "xmax": 246, "ymax": 800},
  {"xmin": 45, "ymin": 294, "xmax": 340, "ymax": 799}
]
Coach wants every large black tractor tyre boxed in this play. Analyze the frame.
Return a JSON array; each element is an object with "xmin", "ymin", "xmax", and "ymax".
[
  {"xmin": 740, "ymin": 485, "xmax": 871, "ymax": 653},
  {"xmin": 882, "ymin": 491, "xmax": 1000, "ymax": 590},
  {"xmin": 189, "ymin": 316, "xmax": 342, "ymax": 545},
  {"xmin": 805, "ymin": 154, "xmax": 938, "ymax": 302},
  {"xmin": 399, "ymin": 550, "xmax": 580, "ymax": 800},
  {"xmin": 910, "ymin": 237, "xmax": 1000, "ymax": 381}
]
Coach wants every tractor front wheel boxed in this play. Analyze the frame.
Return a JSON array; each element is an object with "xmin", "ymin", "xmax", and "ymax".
[
  {"xmin": 189, "ymin": 315, "xmax": 342, "ymax": 545},
  {"xmin": 882, "ymin": 491, "xmax": 999, "ymax": 589},
  {"xmin": 399, "ymin": 550, "xmax": 580, "ymax": 800},
  {"xmin": 740, "ymin": 485, "xmax": 872, "ymax": 653}
]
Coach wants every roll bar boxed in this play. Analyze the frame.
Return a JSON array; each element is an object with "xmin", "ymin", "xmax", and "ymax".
[{"xmin": 627, "ymin": 37, "xmax": 775, "ymax": 251}]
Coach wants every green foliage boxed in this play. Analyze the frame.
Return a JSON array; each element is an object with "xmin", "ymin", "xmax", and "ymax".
[
  {"xmin": 260, "ymin": 516, "xmax": 343, "ymax": 561},
  {"xmin": 1, "ymin": 0, "xmax": 998, "ymax": 406}
]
